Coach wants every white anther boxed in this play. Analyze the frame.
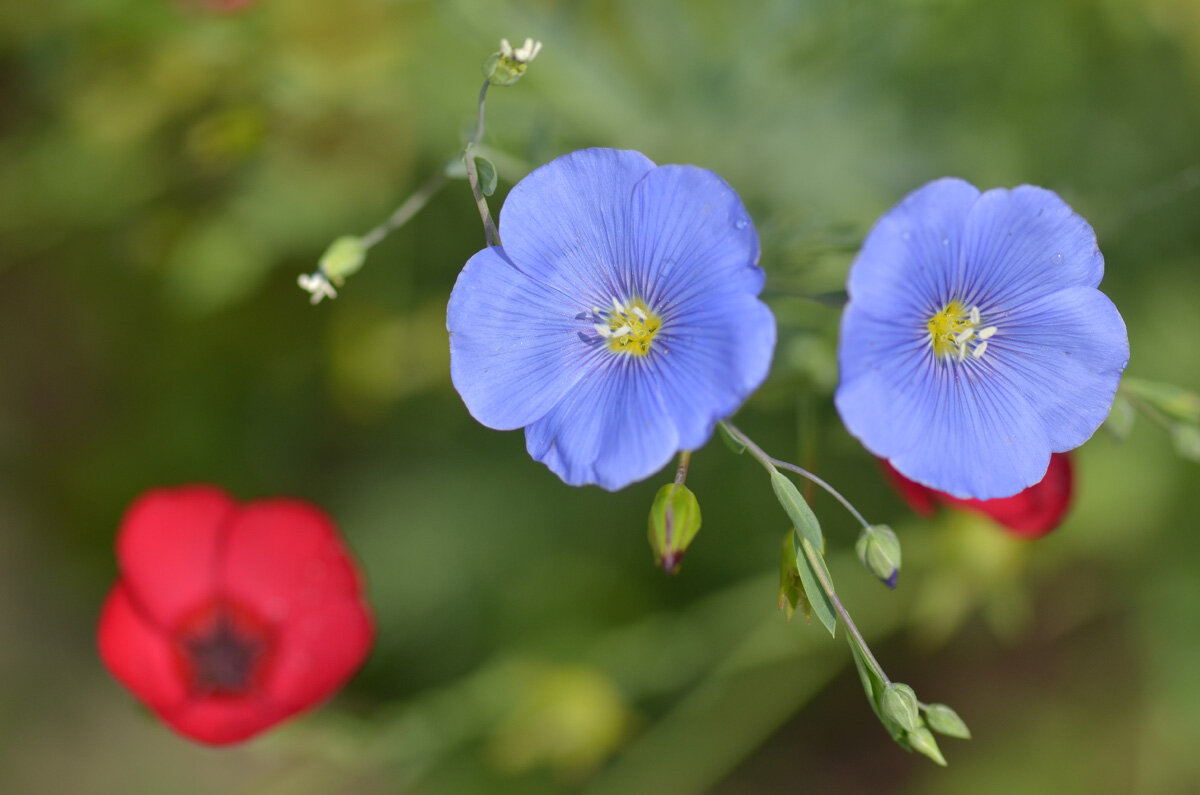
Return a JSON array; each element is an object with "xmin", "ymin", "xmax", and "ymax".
[
  {"xmin": 969, "ymin": 306, "xmax": 981, "ymax": 325},
  {"xmin": 978, "ymin": 326, "xmax": 997, "ymax": 340},
  {"xmin": 591, "ymin": 305, "xmax": 601, "ymax": 315},
  {"xmin": 972, "ymin": 341, "xmax": 989, "ymax": 359},
  {"xmin": 593, "ymin": 324, "xmax": 613, "ymax": 338},
  {"xmin": 956, "ymin": 344, "xmax": 968, "ymax": 362},
  {"xmin": 632, "ymin": 306, "xmax": 648, "ymax": 321},
  {"xmin": 611, "ymin": 324, "xmax": 632, "ymax": 337},
  {"xmin": 611, "ymin": 297, "xmax": 624, "ymax": 314},
  {"xmin": 955, "ymin": 330, "xmax": 974, "ymax": 346},
  {"xmin": 499, "ymin": 38, "xmax": 514, "ymax": 58},
  {"xmin": 512, "ymin": 38, "xmax": 542, "ymax": 63},
  {"xmin": 298, "ymin": 273, "xmax": 337, "ymax": 304}
]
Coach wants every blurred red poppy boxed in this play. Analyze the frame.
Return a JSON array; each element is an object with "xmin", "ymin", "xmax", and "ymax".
[
  {"xmin": 97, "ymin": 486, "xmax": 374, "ymax": 745},
  {"xmin": 880, "ymin": 453, "xmax": 1074, "ymax": 539}
]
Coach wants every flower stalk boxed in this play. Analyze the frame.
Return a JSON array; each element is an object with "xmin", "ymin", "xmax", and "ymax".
[{"xmin": 464, "ymin": 80, "xmax": 501, "ymax": 246}]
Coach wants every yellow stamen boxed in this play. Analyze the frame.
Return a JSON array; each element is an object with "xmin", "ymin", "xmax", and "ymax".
[
  {"xmin": 603, "ymin": 297, "xmax": 662, "ymax": 356},
  {"xmin": 926, "ymin": 299, "xmax": 992, "ymax": 360}
]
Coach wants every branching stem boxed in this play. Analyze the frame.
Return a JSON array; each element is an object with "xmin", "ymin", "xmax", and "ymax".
[{"xmin": 718, "ymin": 420, "xmax": 891, "ymax": 686}]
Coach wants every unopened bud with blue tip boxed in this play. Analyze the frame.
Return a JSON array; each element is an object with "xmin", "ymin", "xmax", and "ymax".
[{"xmin": 856, "ymin": 524, "xmax": 901, "ymax": 588}]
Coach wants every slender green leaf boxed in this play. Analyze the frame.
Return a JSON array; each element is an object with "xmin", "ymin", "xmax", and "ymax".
[
  {"xmin": 793, "ymin": 536, "xmax": 836, "ymax": 636},
  {"xmin": 848, "ymin": 638, "xmax": 907, "ymax": 744},
  {"xmin": 716, "ymin": 422, "xmax": 746, "ymax": 455},
  {"xmin": 771, "ymin": 469, "xmax": 824, "ymax": 553}
]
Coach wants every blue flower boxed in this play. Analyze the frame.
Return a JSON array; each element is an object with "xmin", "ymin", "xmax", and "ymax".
[
  {"xmin": 835, "ymin": 178, "xmax": 1129, "ymax": 499},
  {"xmin": 448, "ymin": 148, "xmax": 776, "ymax": 491}
]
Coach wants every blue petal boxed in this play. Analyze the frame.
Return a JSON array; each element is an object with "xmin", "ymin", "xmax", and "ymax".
[
  {"xmin": 653, "ymin": 292, "xmax": 776, "ymax": 449},
  {"xmin": 448, "ymin": 246, "xmax": 599, "ymax": 430},
  {"xmin": 498, "ymin": 148, "xmax": 657, "ymax": 305},
  {"xmin": 519, "ymin": 164, "xmax": 776, "ymax": 490},
  {"xmin": 524, "ymin": 293, "xmax": 775, "ymax": 492},
  {"xmin": 984, "ymin": 285, "xmax": 1128, "ymax": 451},
  {"xmin": 524, "ymin": 360, "xmax": 680, "ymax": 491},
  {"xmin": 846, "ymin": 178, "xmax": 981, "ymax": 317},
  {"xmin": 960, "ymin": 185, "xmax": 1104, "ymax": 309},
  {"xmin": 625, "ymin": 164, "xmax": 764, "ymax": 308},
  {"xmin": 835, "ymin": 333, "xmax": 1051, "ymax": 498}
]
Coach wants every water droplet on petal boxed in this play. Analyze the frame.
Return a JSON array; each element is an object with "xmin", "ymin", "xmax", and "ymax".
[{"xmin": 735, "ymin": 217, "xmax": 749, "ymax": 230}]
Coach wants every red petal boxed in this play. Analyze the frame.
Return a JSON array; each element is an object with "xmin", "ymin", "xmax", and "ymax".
[
  {"xmin": 163, "ymin": 695, "xmax": 283, "ymax": 746},
  {"xmin": 219, "ymin": 499, "xmax": 365, "ymax": 625},
  {"xmin": 117, "ymin": 486, "xmax": 235, "ymax": 627},
  {"xmin": 880, "ymin": 459, "xmax": 939, "ymax": 516},
  {"xmin": 264, "ymin": 598, "xmax": 374, "ymax": 714},
  {"xmin": 945, "ymin": 453, "xmax": 1074, "ymax": 539},
  {"xmin": 97, "ymin": 585, "xmax": 190, "ymax": 713}
]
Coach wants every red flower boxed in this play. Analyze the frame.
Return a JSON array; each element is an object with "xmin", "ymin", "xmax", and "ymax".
[
  {"xmin": 881, "ymin": 453, "xmax": 1074, "ymax": 539},
  {"xmin": 97, "ymin": 486, "xmax": 374, "ymax": 745}
]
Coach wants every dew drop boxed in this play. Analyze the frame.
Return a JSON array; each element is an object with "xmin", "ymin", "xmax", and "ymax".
[{"xmin": 734, "ymin": 217, "xmax": 749, "ymax": 230}]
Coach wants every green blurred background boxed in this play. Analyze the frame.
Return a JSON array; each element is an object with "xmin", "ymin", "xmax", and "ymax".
[{"xmin": 4, "ymin": 0, "xmax": 1200, "ymax": 792}]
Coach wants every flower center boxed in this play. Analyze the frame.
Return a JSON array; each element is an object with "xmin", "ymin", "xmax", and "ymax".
[
  {"xmin": 926, "ymin": 300, "xmax": 997, "ymax": 361},
  {"xmin": 175, "ymin": 602, "xmax": 272, "ymax": 696},
  {"xmin": 592, "ymin": 297, "xmax": 662, "ymax": 356}
]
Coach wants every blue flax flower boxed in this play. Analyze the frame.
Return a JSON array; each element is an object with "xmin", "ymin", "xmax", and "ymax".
[
  {"xmin": 448, "ymin": 148, "xmax": 775, "ymax": 491},
  {"xmin": 836, "ymin": 178, "xmax": 1128, "ymax": 499}
]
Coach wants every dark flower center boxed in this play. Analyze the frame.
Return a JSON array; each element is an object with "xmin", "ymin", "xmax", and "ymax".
[{"xmin": 177, "ymin": 604, "xmax": 271, "ymax": 695}]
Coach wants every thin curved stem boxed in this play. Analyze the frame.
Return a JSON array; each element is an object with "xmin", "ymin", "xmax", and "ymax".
[
  {"xmin": 360, "ymin": 170, "xmax": 449, "ymax": 249},
  {"xmin": 770, "ymin": 458, "xmax": 870, "ymax": 530},
  {"xmin": 718, "ymin": 419, "xmax": 892, "ymax": 686},
  {"xmin": 720, "ymin": 421, "xmax": 871, "ymax": 530}
]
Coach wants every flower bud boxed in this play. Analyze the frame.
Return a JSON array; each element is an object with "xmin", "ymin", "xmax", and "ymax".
[
  {"xmin": 1171, "ymin": 423, "xmax": 1200, "ymax": 462},
  {"xmin": 778, "ymin": 532, "xmax": 808, "ymax": 621},
  {"xmin": 881, "ymin": 682, "xmax": 920, "ymax": 732},
  {"xmin": 647, "ymin": 483, "xmax": 701, "ymax": 575},
  {"xmin": 855, "ymin": 524, "xmax": 901, "ymax": 588},
  {"xmin": 483, "ymin": 38, "xmax": 543, "ymax": 87},
  {"xmin": 924, "ymin": 703, "xmax": 971, "ymax": 739},
  {"xmin": 319, "ymin": 235, "xmax": 368, "ymax": 284}
]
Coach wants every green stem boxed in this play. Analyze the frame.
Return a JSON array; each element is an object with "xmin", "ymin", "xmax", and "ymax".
[
  {"xmin": 1119, "ymin": 383, "xmax": 1175, "ymax": 433},
  {"xmin": 673, "ymin": 450, "xmax": 692, "ymax": 487},
  {"xmin": 464, "ymin": 80, "xmax": 500, "ymax": 246},
  {"xmin": 720, "ymin": 421, "xmax": 871, "ymax": 530},
  {"xmin": 718, "ymin": 420, "xmax": 892, "ymax": 687},
  {"xmin": 359, "ymin": 169, "xmax": 449, "ymax": 249},
  {"xmin": 797, "ymin": 536, "xmax": 891, "ymax": 686}
]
